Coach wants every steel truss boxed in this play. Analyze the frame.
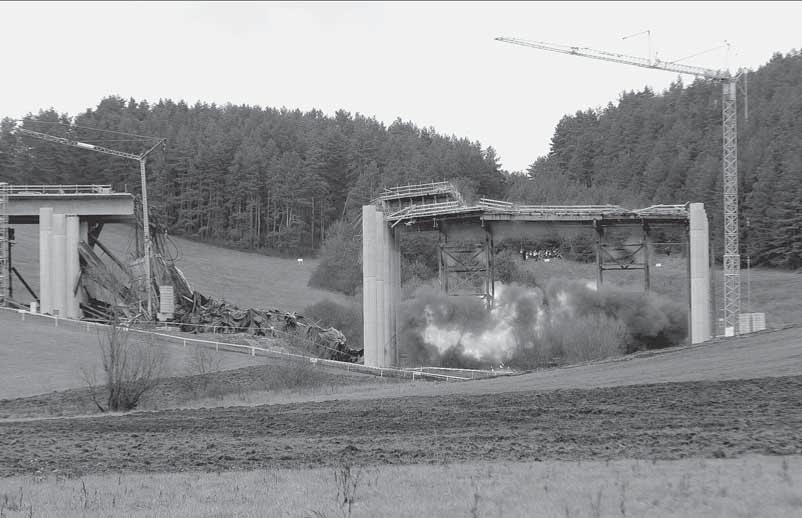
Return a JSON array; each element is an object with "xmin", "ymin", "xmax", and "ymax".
[{"xmin": 438, "ymin": 233, "xmax": 495, "ymax": 306}]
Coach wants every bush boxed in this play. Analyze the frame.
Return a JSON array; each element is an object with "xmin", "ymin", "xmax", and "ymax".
[
  {"xmin": 308, "ymin": 221, "xmax": 362, "ymax": 295},
  {"xmin": 494, "ymin": 248, "xmax": 539, "ymax": 287},
  {"xmin": 399, "ymin": 232, "xmax": 439, "ymax": 276},
  {"xmin": 494, "ymin": 248, "xmax": 518, "ymax": 284},
  {"xmin": 83, "ymin": 321, "xmax": 167, "ymax": 412},
  {"xmin": 402, "ymin": 258, "xmax": 435, "ymax": 285}
]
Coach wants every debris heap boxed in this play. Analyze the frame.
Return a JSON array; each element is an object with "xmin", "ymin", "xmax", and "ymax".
[{"xmin": 77, "ymin": 221, "xmax": 362, "ymax": 363}]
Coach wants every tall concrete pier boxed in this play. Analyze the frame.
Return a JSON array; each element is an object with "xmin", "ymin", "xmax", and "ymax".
[
  {"xmin": 38, "ymin": 207, "xmax": 53, "ymax": 315},
  {"xmin": 362, "ymin": 204, "xmax": 401, "ymax": 367},
  {"xmin": 689, "ymin": 203, "xmax": 712, "ymax": 343},
  {"xmin": 37, "ymin": 211, "xmax": 84, "ymax": 319}
]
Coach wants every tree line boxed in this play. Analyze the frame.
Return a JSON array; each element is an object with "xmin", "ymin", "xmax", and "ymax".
[{"xmin": 0, "ymin": 99, "xmax": 506, "ymax": 255}]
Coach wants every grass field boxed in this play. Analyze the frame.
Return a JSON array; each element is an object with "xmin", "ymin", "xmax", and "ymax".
[
  {"xmin": 1, "ymin": 455, "xmax": 799, "ymax": 517},
  {"xmin": 0, "ymin": 310, "xmax": 266, "ymax": 400}
]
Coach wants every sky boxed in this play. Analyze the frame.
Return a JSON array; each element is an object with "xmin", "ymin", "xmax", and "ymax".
[{"xmin": 2, "ymin": 1, "xmax": 801, "ymax": 172}]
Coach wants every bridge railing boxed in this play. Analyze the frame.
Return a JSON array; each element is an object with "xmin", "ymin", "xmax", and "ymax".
[{"xmin": 7, "ymin": 185, "xmax": 113, "ymax": 195}]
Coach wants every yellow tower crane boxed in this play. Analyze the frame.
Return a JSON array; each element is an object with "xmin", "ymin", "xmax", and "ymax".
[{"xmin": 496, "ymin": 36, "xmax": 743, "ymax": 335}]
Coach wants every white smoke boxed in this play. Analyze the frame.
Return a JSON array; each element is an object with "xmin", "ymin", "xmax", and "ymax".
[
  {"xmin": 400, "ymin": 279, "xmax": 687, "ymax": 368},
  {"xmin": 421, "ymin": 282, "xmax": 573, "ymax": 361}
]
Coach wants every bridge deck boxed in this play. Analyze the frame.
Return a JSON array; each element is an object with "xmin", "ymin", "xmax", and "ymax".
[
  {"xmin": 386, "ymin": 198, "xmax": 689, "ymax": 228},
  {"xmin": 7, "ymin": 185, "xmax": 135, "ymax": 224}
]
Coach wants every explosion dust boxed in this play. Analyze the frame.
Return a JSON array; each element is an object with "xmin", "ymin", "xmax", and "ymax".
[{"xmin": 399, "ymin": 280, "xmax": 687, "ymax": 370}]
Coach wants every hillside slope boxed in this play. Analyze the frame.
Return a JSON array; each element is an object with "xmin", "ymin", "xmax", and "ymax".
[
  {"xmin": 0, "ymin": 309, "xmax": 264, "ymax": 399},
  {"xmin": 242, "ymin": 326, "xmax": 802, "ymax": 405}
]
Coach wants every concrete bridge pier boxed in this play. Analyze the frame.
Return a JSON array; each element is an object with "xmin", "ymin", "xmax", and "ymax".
[
  {"xmin": 689, "ymin": 203, "xmax": 712, "ymax": 344},
  {"xmin": 39, "ymin": 207, "xmax": 53, "ymax": 315},
  {"xmin": 362, "ymin": 205, "xmax": 401, "ymax": 367},
  {"xmin": 38, "ymin": 208, "xmax": 85, "ymax": 319}
]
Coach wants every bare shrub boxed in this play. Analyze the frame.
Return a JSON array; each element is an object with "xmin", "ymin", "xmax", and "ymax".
[
  {"xmin": 83, "ymin": 320, "xmax": 167, "ymax": 412},
  {"xmin": 334, "ymin": 459, "xmax": 363, "ymax": 517}
]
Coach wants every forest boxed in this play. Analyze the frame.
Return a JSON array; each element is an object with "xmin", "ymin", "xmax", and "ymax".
[
  {"xmin": 0, "ymin": 102, "xmax": 505, "ymax": 255},
  {"xmin": 1, "ymin": 48, "xmax": 802, "ymax": 272}
]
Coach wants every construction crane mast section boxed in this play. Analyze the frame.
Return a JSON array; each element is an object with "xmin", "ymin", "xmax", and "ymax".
[{"xmin": 496, "ymin": 35, "xmax": 741, "ymax": 336}]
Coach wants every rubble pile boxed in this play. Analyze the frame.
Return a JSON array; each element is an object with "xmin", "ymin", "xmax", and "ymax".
[
  {"xmin": 171, "ymin": 287, "xmax": 363, "ymax": 363},
  {"xmin": 77, "ymin": 223, "xmax": 362, "ymax": 363}
]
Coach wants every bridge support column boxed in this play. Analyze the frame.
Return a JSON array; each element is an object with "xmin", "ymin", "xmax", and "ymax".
[
  {"xmin": 39, "ymin": 208, "xmax": 53, "ymax": 314},
  {"xmin": 65, "ymin": 215, "xmax": 81, "ymax": 319},
  {"xmin": 51, "ymin": 214, "xmax": 67, "ymax": 317},
  {"xmin": 689, "ymin": 203, "xmax": 712, "ymax": 344},
  {"xmin": 38, "ymin": 209, "xmax": 83, "ymax": 319},
  {"xmin": 362, "ymin": 205, "xmax": 400, "ymax": 368}
]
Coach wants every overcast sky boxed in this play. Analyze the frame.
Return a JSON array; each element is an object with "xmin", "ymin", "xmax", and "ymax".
[{"xmin": 2, "ymin": 1, "xmax": 801, "ymax": 172}]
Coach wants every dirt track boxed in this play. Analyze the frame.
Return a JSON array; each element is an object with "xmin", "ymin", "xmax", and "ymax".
[{"xmin": 2, "ymin": 375, "xmax": 801, "ymax": 477}]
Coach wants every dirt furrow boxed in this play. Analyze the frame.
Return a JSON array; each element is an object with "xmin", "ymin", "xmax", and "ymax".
[{"xmin": 1, "ymin": 375, "xmax": 801, "ymax": 477}]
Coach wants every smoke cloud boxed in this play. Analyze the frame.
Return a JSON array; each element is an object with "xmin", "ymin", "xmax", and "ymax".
[{"xmin": 399, "ymin": 280, "xmax": 687, "ymax": 369}]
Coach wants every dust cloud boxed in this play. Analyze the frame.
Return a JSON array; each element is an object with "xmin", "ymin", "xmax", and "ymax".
[{"xmin": 399, "ymin": 280, "xmax": 687, "ymax": 369}]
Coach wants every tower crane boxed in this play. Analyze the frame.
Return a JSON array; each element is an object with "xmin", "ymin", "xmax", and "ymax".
[
  {"xmin": 15, "ymin": 126, "xmax": 166, "ymax": 319},
  {"xmin": 496, "ymin": 36, "xmax": 742, "ymax": 336}
]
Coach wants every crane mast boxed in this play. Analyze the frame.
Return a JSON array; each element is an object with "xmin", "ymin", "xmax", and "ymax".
[
  {"xmin": 15, "ymin": 127, "xmax": 165, "ymax": 320},
  {"xmin": 497, "ymin": 36, "xmax": 741, "ymax": 336},
  {"xmin": 0, "ymin": 182, "xmax": 8, "ymax": 305}
]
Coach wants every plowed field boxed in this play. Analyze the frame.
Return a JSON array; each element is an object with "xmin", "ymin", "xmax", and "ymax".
[{"xmin": 2, "ymin": 375, "xmax": 801, "ymax": 477}]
